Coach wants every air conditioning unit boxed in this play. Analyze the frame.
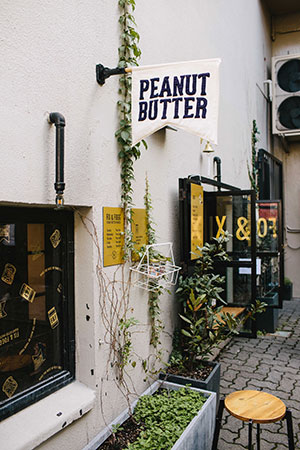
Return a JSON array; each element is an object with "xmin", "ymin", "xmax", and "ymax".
[{"xmin": 272, "ymin": 54, "xmax": 300, "ymax": 138}]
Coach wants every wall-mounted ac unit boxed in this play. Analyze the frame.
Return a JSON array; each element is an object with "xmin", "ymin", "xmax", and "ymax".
[{"xmin": 272, "ymin": 54, "xmax": 300, "ymax": 138}]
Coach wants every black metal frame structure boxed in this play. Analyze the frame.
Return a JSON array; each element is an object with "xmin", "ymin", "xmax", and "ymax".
[{"xmin": 179, "ymin": 176, "xmax": 258, "ymax": 336}]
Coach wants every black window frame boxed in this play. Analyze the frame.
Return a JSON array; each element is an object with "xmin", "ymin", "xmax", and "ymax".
[{"xmin": 0, "ymin": 206, "xmax": 75, "ymax": 421}]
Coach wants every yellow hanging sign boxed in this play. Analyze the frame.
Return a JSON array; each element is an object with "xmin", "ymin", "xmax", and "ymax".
[
  {"xmin": 103, "ymin": 207, "xmax": 125, "ymax": 267},
  {"xmin": 190, "ymin": 184, "xmax": 204, "ymax": 259},
  {"xmin": 131, "ymin": 208, "xmax": 147, "ymax": 261}
]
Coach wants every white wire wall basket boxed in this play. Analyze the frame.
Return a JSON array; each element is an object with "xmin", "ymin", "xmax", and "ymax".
[{"xmin": 130, "ymin": 242, "xmax": 181, "ymax": 292}]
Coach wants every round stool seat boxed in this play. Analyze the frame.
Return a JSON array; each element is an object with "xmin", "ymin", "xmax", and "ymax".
[{"xmin": 225, "ymin": 390, "xmax": 286, "ymax": 424}]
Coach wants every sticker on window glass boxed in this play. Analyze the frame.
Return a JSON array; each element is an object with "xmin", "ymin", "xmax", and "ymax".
[
  {"xmin": 48, "ymin": 307, "xmax": 59, "ymax": 329},
  {"xmin": 0, "ymin": 328, "xmax": 19, "ymax": 347},
  {"xmin": 0, "ymin": 299, "xmax": 7, "ymax": 319},
  {"xmin": 40, "ymin": 266, "xmax": 62, "ymax": 277},
  {"xmin": 19, "ymin": 318, "xmax": 36, "ymax": 355},
  {"xmin": 50, "ymin": 229, "xmax": 61, "ymax": 248},
  {"xmin": 2, "ymin": 376, "xmax": 18, "ymax": 398},
  {"xmin": 19, "ymin": 283, "xmax": 36, "ymax": 303},
  {"xmin": 1, "ymin": 263, "xmax": 16, "ymax": 285}
]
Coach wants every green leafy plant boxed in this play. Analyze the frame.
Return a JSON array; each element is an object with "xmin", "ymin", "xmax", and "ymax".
[
  {"xmin": 173, "ymin": 234, "xmax": 266, "ymax": 372},
  {"xmin": 126, "ymin": 387, "xmax": 207, "ymax": 450},
  {"xmin": 284, "ymin": 277, "xmax": 292, "ymax": 286},
  {"xmin": 117, "ymin": 317, "xmax": 139, "ymax": 377}
]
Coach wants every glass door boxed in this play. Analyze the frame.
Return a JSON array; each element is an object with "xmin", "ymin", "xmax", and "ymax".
[
  {"xmin": 204, "ymin": 189, "xmax": 257, "ymax": 335},
  {"xmin": 256, "ymin": 200, "xmax": 283, "ymax": 309}
]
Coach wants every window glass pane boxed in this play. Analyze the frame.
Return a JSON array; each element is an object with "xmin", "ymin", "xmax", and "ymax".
[
  {"xmin": 207, "ymin": 194, "xmax": 253, "ymax": 260},
  {"xmin": 216, "ymin": 266, "xmax": 252, "ymax": 306},
  {"xmin": 0, "ymin": 221, "xmax": 65, "ymax": 404},
  {"xmin": 257, "ymin": 255, "xmax": 279, "ymax": 304},
  {"xmin": 256, "ymin": 202, "xmax": 279, "ymax": 253}
]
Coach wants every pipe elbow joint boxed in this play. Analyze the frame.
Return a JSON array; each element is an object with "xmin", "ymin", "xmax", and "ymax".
[{"xmin": 49, "ymin": 112, "xmax": 66, "ymax": 127}]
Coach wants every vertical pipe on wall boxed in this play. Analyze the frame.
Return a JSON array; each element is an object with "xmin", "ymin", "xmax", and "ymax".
[
  {"xmin": 213, "ymin": 156, "xmax": 222, "ymax": 191},
  {"xmin": 48, "ymin": 112, "xmax": 66, "ymax": 207}
]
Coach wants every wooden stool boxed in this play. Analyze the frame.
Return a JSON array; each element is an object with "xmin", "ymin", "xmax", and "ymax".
[{"xmin": 212, "ymin": 390, "xmax": 295, "ymax": 450}]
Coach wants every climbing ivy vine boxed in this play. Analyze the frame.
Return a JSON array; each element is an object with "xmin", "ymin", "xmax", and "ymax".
[
  {"xmin": 116, "ymin": 0, "xmax": 147, "ymax": 260},
  {"xmin": 247, "ymin": 119, "xmax": 260, "ymax": 198},
  {"xmin": 144, "ymin": 176, "xmax": 163, "ymax": 349}
]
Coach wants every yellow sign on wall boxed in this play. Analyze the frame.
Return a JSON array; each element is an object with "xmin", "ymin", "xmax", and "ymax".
[
  {"xmin": 103, "ymin": 207, "xmax": 125, "ymax": 267},
  {"xmin": 190, "ymin": 184, "xmax": 204, "ymax": 260},
  {"xmin": 132, "ymin": 208, "xmax": 147, "ymax": 261}
]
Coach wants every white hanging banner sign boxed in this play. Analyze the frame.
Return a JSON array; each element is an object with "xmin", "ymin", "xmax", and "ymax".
[{"xmin": 131, "ymin": 58, "xmax": 221, "ymax": 146}]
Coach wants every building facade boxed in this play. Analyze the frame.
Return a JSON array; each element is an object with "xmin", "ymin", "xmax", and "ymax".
[{"xmin": 1, "ymin": 1, "xmax": 300, "ymax": 448}]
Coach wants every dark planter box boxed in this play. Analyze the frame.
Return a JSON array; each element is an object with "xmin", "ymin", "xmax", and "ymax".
[
  {"xmin": 159, "ymin": 361, "xmax": 221, "ymax": 405},
  {"xmin": 283, "ymin": 283, "xmax": 293, "ymax": 300},
  {"xmin": 256, "ymin": 293, "xmax": 279, "ymax": 333}
]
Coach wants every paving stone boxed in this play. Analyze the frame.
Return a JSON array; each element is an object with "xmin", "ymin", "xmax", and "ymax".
[
  {"xmin": 222, "ymin": 369, "xmax": 239, "ymax": 382},
  {"xmin": 245, "ymin": 378, "xmax": 278, "ymax": 391},
  {"xmin": 277, "ymin": 378, "xmax": 296, "ymax": 393},
  {"xmin": 228, "ymin": 378, "xmax": 249, "ymax": 390},
  {"xmin": 264, "ymin": 370, "xmax": 283, "ymax": 383},
  {"xmin": 216, "ymin": 300, "xmax": 300, "ymax": 450},
  {"xmin": 261, "ymin": 428, "xmax": 293, "ymax": 446}
]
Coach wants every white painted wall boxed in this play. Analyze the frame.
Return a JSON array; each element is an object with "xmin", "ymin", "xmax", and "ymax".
[
  {"xmin": 0, "ymin": 1, "xmax": 273, "ymax": 448},
  {"xmin": 272, "ymin": 13, "xmax": 300, "ymax": 296}
]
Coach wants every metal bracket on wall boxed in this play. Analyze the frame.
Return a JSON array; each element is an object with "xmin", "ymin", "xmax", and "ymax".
[
  {"xmin": 96, "ymin": 64, "xmax": 130, "ymax": 85},
  {"xmin": 278, "ymin": 134, "xmax": 290, "ymax": 154}
]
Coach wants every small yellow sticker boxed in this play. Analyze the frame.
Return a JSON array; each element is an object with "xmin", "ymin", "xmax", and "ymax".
[
  {"xmin": 20, "ymin": 283, "xmax": 36, "ymax": 303},
  {"xmin": 2, "ymin": 376, "xmax": 18, "ymax": 398},
  {"xmin": 1, "ymin": 263, "xmax": 16, "ymax": 285}
]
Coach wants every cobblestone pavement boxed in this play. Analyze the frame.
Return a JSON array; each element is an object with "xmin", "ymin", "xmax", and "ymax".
[{"xmin": 216, "ymin": 299, "xmax": 300, "ymax": 449}]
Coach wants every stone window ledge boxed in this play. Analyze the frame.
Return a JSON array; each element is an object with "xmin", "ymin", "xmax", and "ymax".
[{"xmin": 0, "ymin": 381, "xmax": 95, "ymax": 449}]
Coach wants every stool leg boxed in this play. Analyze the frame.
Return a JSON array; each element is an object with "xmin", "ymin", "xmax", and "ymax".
[
  {"xmin": 212, "ymin": 398, "xmax": 224, "ymax": 450},
  {"xmin": 256, "ymin": 423, "xmax": 260, "ymax": 450},
  {"xmin": 248, "ymin": 420, "xmax": 253, "ymax": 450},
  {"xmin": 285, "ymin": 409, "xmax": 295, "ymax": 450}
]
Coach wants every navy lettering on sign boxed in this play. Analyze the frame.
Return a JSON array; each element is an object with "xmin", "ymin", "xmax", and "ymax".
[
  {"xmin": 160, "ymin": 98, "xmax": 172, "ymax": 119},
  {"xmin": 150, "ymin": 78, "xmax": 160, "ymax": 98},
  {"xmin": 183, "ymin": 97, "xmax": 195, "ymax": 118},
  {"xmin": 149, "ymin": 100, "xmax": 158, "ymax": 120},
  {"xmin": 172, "ymin": 97, "xmax": 183, "ymax": 119},
  {"xmin": 195, "ymin": 97, "xmax": 208, "ymax": 118},
  {"xmin": 198, "ymin": 73, "xmax": 210, "ymax": 95},
  {"xmin": 185, "ymin": 74, "xmax": 198, "ymax": 95},
  {"xmin": 137, "ymin": 72, "xmax": 211, "ymax": 122},
  {"xmin": 138, "ymin": 101, "xmax": 148, "ymax": 121},
  {"xmin": 139, "ymin": 80, "xmax": 149, "ymax": 100},
  {"xmin": 173, "ymin": 76, "xmax": 185, "ymax": 96},
  {"xmin": 159, "ymin": 76, "xmax": 172, "ymax": 97}
]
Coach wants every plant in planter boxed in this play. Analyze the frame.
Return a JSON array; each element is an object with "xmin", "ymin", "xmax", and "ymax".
[
  {"xmin": 94, "ymin": 380, "xmax": 216, "ymax": 450},
  {"xmin": 283, "ymin": 277, "xmax": 293, "ymax": 300},
  {"xmin": 160, "ymin": 234, "xmax": 266, "ymax": 399}
]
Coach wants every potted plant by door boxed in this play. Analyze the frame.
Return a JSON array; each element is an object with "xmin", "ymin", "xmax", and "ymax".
[
  {"xmin": 160, "ymin": 234, "xmax": 266, "ymax": 403},
  {"xmin": 283, "ymin": 277, "xmax": 293, "ymax": 300},
  {"xmin": 90, "ymin": 380, "xmax": 216, "ymax": 450}
]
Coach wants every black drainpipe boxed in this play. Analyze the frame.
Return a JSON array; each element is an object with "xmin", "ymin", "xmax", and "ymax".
[
  {"xmin": 48, "ymin": 112, "xmax": 66, "ymax": 207},
  {"xmin": 213, "ymin": 156, "xmax": 222, "ymax": 191}
]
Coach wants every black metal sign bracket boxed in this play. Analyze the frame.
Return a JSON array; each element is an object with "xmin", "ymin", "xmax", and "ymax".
[{"xmin": 96, "ymin": 64, "xmax": 127, "ymax": 85}]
